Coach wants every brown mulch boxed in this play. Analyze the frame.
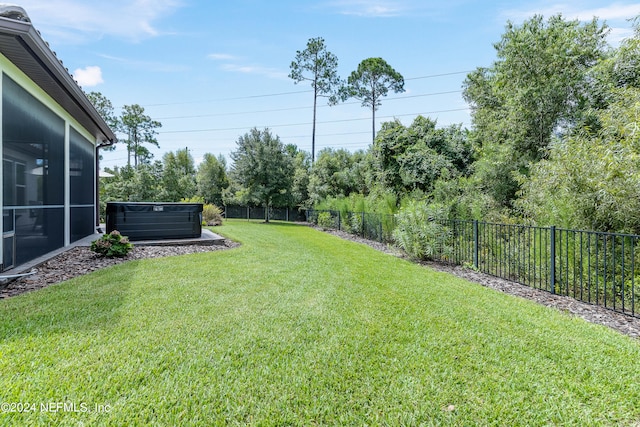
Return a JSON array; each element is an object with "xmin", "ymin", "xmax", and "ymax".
[
  {"xmin": 0, "ymin": 240, "xmax": 239, "ymax": 299},
  {"xmin": 316, "ymin": 226, "xmax": 640, "ymax": 340}
]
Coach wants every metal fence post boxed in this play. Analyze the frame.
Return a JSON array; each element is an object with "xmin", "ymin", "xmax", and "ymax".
[
  {"xmin": 337, "ymin": 211, "xmax": 341, "ymax": 231},
  {"xmin": 361, "ymin": 212, "xmax": 365, "ymax": 237},
  {"xmin": 473, "ymin": 220, "xmax": 479, "ymax": 269},
  {"xmin": 550, "ymin": 225, "xmax": 556, "ymax": 294}
]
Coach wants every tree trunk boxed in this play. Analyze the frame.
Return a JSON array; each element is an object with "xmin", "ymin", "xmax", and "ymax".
[
  {"xmin": 312, "ymin": 86, "xmax": 317, "ymax": 163},
  {"xmin": 372, "ymin": 106, "xmax": 376, "ymax": 143},
  {"xmin": 265, "ymin": 199, "xmax": 270, "ymax": 223}
]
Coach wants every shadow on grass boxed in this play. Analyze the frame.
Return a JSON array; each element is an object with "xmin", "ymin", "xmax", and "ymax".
[{"xmin": 0, "ymin": 261, "xmax": 139, "ymax": 341}]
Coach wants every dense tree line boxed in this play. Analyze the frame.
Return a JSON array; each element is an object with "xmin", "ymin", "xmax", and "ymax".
[
  {"xmin": 97, "ymin": 13, "xmax": 640, "ymax": 234},
  {"xmin": 307, "ymin": 14, "xmax": 640, "ymax": 234}
]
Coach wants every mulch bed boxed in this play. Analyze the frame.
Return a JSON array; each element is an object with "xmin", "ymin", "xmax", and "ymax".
[{"xmin": 0, "ymin": 241, "xmax": 239, "ymax": 299}]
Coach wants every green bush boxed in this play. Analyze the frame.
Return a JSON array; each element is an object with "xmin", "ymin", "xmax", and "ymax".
[
  {"xmin": 349, "ymin": 212, "xmax": 363, "ymax": 235},
  {"xmin": 90, "ymin": 230, "xmax": 134, "ymax": 258},
  {"xmin": 393, "ymin": 201, "xmax": 451, "ymax": 260},
  {"xmin": 203, "ymin": 204, "xmax": 223, "ymax": 226},
  {"xmin": 317, "ymin": 212, "xmax": 334, "ymax": 230}
]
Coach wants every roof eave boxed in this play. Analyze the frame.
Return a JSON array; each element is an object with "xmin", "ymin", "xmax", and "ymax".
[{"xmin": 0, "ymin": 16, "xmax": 117, "ymax": 144}]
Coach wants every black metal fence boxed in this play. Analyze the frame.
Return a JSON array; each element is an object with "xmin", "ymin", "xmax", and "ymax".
[
  {"xmin": 305, "ymin": 209, "xmax": 396, "ymax": 243},
  {"xmin": 305, "ymin": 209, "xmax": 640, "ymax": 318},
  {"xmin": 223, "ymin": 205, "xmax": 307, "ymax": 222},
  {"xmin": 222, "ymin": 207, "xmax": 640, "ymax": 318}
]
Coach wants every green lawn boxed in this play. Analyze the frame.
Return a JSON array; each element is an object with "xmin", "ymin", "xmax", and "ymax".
[{"xmin": 1, "ymin": 220, "xmax": 639, "ymax": 426}]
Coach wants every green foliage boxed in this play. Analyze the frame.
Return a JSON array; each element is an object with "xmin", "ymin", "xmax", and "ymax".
[
  {"xmin": 463, "ymin": 14, "xmax": 608, "ymax": 208},
  {"xmin": 230, "ymin": 128, "xmax": 294, "ymax": 220},
  {"xmin": 203, "ymin": 204, "xmax": 224, "ymax": 226},
  {"xmin": 87, "ymin": 91, "xmax": 118, "ymax": 155},
  {"xmin": 181, "ymin": 195, "xmax": 205, "ymax": 203},
  {"xmin": 338, "ymin": 57, "xmax": 405, "ymax": 142},
  {"xmin": 289, "ymin": 37, "xmax": 342, "ymax": 162},
  {"xmin": 518, "ymin": 87, "xmax": 640, "ymax": 233},
  {"xmin": 119, "ymin": 104, "xmax": 162, "ymax": 167},
  {"xmin": 285, "ymin": 145, "xmax": 312, "ymax": 209},
  {"xmin": 159, "ymin": 148, "xmax": 197, "ymax": 202},
  {"xmin": 348, "ymin": 212, "xmax": 363, "ymax": 234},
  {"xmin": 372, "ymin": 116, "xmax": 473, "ymax": 196},
  {"xmin": 308, "ymin": 148, "xmax": 368, "ymax": 205},
  {"xmin": 393, "ymin": 201, "xmax": 452, "ymax": 260},
  {"xmin": 316, "ymin": 211, "xmax": 334, "ymax": 229},
  {"xmin": 289, "ymin": 37, "xmax": 341, "ymax": 101},
  {"xmin": 196, "ymin": 153, "xmax": 229, "ymax": 206},
  {"xmin": 4, "ymin": 221, "xmax": 640, "ymax": 424},
  {"xmin": 314, "ymin": 190, "xmax": 399, "ymax": 235},
  {"xmin": 339, "ymin": 57, "xmax": 405, "ymax": 109},
  {"xmin": 90, "ymin": 230, "xmax": 133, "ymax": 258},
  {"xmin": 99, "ymin": 163, "xmax": 163, "ymax": 219}
]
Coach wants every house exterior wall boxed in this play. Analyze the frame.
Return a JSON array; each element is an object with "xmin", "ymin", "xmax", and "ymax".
[{"xmin": 0, "ymin": 52, "xmax": 98, "ymax": 271}]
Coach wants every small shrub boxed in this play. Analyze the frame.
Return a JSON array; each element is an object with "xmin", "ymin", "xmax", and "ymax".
[
  {"xmin": 393, "ymin": 201, "xmax": 452, "ymax": 261},
  {"xmin": 91, "ymin": 230, "xmax": 134, "ymax": 258},
  {"xmin": 317, "ymin": 212, "xmax": 334, "ymax": 230},
  {"xmin": 349, "ymin": 212, "xmax": 363, "ymax": 235},
  {"xmin": 203, "ymin": 204, "xmax": 223, "ymax": 226}
]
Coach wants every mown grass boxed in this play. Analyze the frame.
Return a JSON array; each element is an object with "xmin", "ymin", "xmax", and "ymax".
[{"xmin": 0, "ymin": 220, "xmax": 639, "ymax": 426}]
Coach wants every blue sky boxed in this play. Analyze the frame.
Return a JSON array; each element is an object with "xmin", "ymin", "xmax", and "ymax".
[{"xmin": 13, "ymin": 1, "xmax": 640, "ymax": 168}]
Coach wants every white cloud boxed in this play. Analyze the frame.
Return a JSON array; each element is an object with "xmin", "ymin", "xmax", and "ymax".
[
  {"xmin": 609, "ymin": 26, "xmax": 636, "ymax": 44},
  {"xmin": 99, "ymin": 54, "xmax": 190, "ymax": 73},
  {"xmin": 73, "ymin": 65, "xmax": 103, "ymax": 87},
  {"xmin": 16, "ymin": 0, "xmax": 184, "ymax": 43},
  {"xmin": 502, "ymin": 2, "xmax": 640, "ymax": 22},
  {"xmin": 219, "ymin": 63, "xmax": 288, "ymax": 80},
  {"xmin": 325, "ymin": 0, "xmax": 406, "ymax": 17},
  {"xmin": 321, "ymin": 0, "xmax": 460, "ymax": 18},
  {"xmin": 208, "ymin": 53, "xmax": 241, "ymax": 61},
  {"xmin": 500, "ymin": 2, "xmax": 640, "ymax": 46}
]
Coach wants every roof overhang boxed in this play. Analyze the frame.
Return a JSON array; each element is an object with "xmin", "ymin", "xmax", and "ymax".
[{"xmin": 0, "ymin": 13, "xmax": 116, "ymax": 145}]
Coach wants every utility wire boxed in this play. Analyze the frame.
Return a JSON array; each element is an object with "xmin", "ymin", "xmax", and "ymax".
[
  {"xmin": 405, "ymin": 70, "xmax": 472, "ymax": 80},
  {"xmin": 158, "ymin": 108, "xmax": 470, "ymax": 134},
  {"xmin": 143, "ymin": 70, "xmax": 472, "ymax": 108},
  {"xmin": 154, "ymin": 90, "xmax": 463, "ymax": 120},
  {"xmin": 144, "ymin": 89, "xmax": 314, "ymax": 107}
]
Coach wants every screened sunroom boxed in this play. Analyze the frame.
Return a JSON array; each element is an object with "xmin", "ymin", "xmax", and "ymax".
[{"xmin": 0, "ymin": 6, "xmax": 116, "ymax": 271}]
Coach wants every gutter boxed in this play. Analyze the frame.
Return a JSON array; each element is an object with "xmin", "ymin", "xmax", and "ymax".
[{"xmin": 95, "ymin": 138, "xmax": 117, "ymax": 228}]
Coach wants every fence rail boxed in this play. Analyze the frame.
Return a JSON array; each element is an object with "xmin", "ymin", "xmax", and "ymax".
[
  {"xmin": 222, "ymin": 207, "xmax": 640, "ymax": 318},
  {"xmin": 223, "ymin": 206, "xmax": 306, "ymax": 222},
  {"xmin": 305, "ymin": 209, "xmax": 396, "ymax": 243},
  {"xmin": 304, "ymin": 209, "xmax": 640, "ymax": 318}
]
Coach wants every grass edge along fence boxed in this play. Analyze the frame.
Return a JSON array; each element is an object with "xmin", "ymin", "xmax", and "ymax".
[
  {"xmin": 223, "ymin": 205, "xmax": 306, "ymax": 222},
  {"xmin": 306, "ymin": 209, "xmax": 640, "ymax": 319},
  {"xmin": 226, "ymin": 206, "xmax": 640, "ymax": 318}
]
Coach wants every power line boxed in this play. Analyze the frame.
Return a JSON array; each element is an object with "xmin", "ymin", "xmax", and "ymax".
[
  {"xmin": 154, "ymin": 90, "xmax": 462, "ymax": 120},
  {"xmin": 144, "ymin": 89, "xmax": 314, "ymax": 107},
  {"xmin": 157, "ymin": 107, "xmax": 470, "ymax": 135},
  {"xmin": 405, "ymin": 71, "xmax": 473, "ymax": 81},
  {"xmin": 142, "ymin": 70, "xmax": 472, "ymax": 108}
]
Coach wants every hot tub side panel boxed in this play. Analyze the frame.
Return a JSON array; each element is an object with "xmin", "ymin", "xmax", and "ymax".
[{"xmin": 106, "ymin": 203, "xmax": 203, "ymax": 241}]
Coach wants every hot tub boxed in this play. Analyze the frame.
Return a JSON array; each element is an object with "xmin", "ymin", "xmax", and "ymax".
[{"xmin": 106, "ymin": 202, "xmax": 203, "ymax": 241}]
